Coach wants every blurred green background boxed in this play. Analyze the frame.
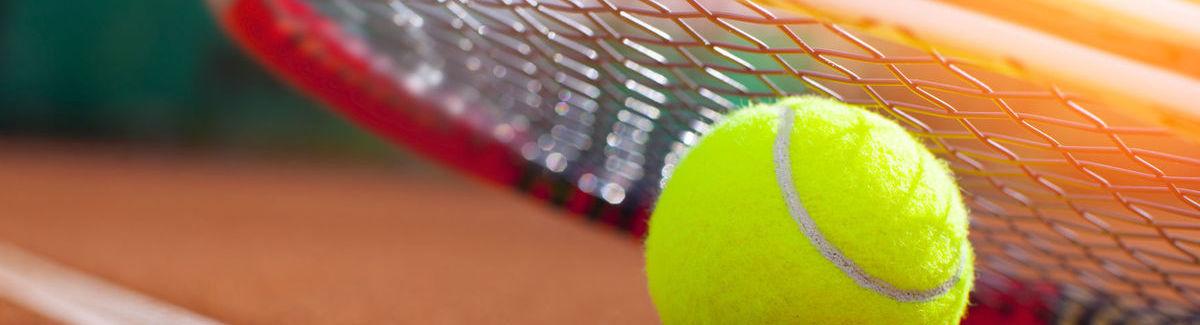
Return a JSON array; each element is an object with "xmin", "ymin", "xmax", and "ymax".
[{"xmin": 0, "ymin": 0, "xmax": 398, "ymax": 160}]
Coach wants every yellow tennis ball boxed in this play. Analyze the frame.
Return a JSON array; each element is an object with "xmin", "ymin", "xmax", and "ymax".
[{"xmin": 645, "ymin": 96, "xmax": 974, "ymax": 324}]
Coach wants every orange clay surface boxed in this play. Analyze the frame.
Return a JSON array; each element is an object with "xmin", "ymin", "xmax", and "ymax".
[{"xmin": 0, "ymin": 141, "xmax": 658, "ymax": 324}]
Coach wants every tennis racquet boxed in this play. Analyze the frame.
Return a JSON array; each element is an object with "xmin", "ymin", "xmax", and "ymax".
[{"xmin": 207, "ymin": 0, "xmax": 1200, "ymax": 322}]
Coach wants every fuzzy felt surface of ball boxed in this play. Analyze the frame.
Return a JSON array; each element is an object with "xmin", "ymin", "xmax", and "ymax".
[{"xmin": 644, "ymin": 96, "xmax": 974, "ymax": 324}]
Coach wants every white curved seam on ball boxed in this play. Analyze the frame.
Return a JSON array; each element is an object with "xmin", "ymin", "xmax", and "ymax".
[{"xmin": 772, "ymin": 105, "xmax": 964, "ymax": 303}]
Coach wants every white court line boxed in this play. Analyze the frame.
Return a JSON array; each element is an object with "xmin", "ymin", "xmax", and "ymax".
[{"xmin": 0, "ymin": 242, "xmax": 222, "ymax": 325}]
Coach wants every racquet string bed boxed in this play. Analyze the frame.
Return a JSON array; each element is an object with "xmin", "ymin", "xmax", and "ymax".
[{"xmin": 282, "ymin": 0, "xmax": 1200, "ymax": 320}]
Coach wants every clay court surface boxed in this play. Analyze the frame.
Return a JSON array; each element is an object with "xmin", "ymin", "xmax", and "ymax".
[{"xmin": 0, "ymin": 141, "xmax": 658, "ymax": 324}]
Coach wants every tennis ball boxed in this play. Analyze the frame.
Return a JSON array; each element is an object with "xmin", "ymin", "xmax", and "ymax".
[{"xmin": 645, "ymin": 96, "xmax": 973, "ymax": 324}]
